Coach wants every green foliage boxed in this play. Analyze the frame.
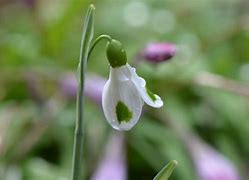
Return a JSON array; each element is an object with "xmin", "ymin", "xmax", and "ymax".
[{"xmin": 153, "ymin": 160, "xmax": 177, "ymax": 180}]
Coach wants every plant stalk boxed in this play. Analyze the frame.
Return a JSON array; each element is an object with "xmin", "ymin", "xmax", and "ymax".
[{"xmin": 71, "ymin": 4, "xmax": 95, "ymax": 180}]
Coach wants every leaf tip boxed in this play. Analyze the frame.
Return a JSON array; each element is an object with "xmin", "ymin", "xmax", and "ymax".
[
  {"xmin": 89, "ymin": 4, "xmax": 95, "ymax": 10},
  {"xmin": 171, "ymin": 160, "xmax": 178, "ymax": 165}
]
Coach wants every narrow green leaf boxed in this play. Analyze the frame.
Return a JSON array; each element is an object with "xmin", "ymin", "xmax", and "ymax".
[
  {"xmin": 153, "ymin": 160, "xmax": 178, "ymax": 180},
  {"xmin": 72, "ymin": 4, "xmax": 95, "ymax": 180},
  {"xmin": 78, "ymin": 4, "xmax": 95, "ymax": 82}
]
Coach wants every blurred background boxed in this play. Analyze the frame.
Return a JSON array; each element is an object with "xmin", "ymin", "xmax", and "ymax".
[{"xmin": 0, "ymin": 0, "xmax": 249, "ymax": 179}]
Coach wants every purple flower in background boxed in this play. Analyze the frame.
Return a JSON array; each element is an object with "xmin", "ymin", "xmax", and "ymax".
[
  {"xmin": 22, "ymin": 0, "xmax": 36, "ymax": 9},
  {"xmin": 142, "ymin": 43, "xmax": 177, "ymax": 63},
  {"xmin": 59, "ymin": 73, "xmax": 106, "ymax": 104},
  {"xmin": 91, "ymin": 133, "xmax": 127, "ymax": 180},
  {"xmin": 85, "ymin": 74, "xmax": 106, "ymax": 104},
  {"xmin": 186, "ymin": 136, "xmax": 240, "ymax": 180},
  {"xmin": 59, "ymin": 73, "xmax": 78, "ymax": 99}
]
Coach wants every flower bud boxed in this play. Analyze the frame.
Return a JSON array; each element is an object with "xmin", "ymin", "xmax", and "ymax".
[
  {"xmin": 142, "ymin": 43, "xmax": 177, "ymax": 63},
  {"xmin": 106, "ymin": 39, "xmax": 127, "ymax": 67}
]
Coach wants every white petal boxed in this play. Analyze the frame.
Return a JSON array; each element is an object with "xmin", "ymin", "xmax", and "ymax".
[
  {"xmin": 109, "ymin": 64, "xmax": 131, "ymax": 82},
  {"xmin": 102, "ymin": 66, "xmax": 143, "ymax": 131},
  {"xmin": 127, "ymin": 64, "xmax": 163, "ymax": 108}
]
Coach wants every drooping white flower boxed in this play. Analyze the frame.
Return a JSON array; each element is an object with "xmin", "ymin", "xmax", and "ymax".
[{"xmin": 102, "ymin": 39, "xmax": 163, "ymax": 131}]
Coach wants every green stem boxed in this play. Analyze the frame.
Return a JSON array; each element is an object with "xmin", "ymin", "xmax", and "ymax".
[
  {"xmin": 72, "ymin": 4, "xmax": 94, "ymax": 180},
  {"xmin": 72, "ymin": 84, "xmax": 84, "ymax": 180},
  {"xmin": 88, "ymin": 34, "xmax": 112, "ymax": 59},
  {"xmin": 71, "ymin": 6, "xmax": 113, "ymax": 180}
]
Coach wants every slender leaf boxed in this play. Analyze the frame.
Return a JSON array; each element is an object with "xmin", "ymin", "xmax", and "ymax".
[
  {"xmin": 72, "ymin": 4, "xmax": 95, "ymax": 180},
  {"xmin": 153, "ymin": 160, "xmax": 177, "ymax": 180}
]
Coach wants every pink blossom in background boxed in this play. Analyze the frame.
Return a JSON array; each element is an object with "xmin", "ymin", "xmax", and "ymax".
[
  {"xmin": 59, "ymin": 73, "xmax": 77, "ymax": 99},
  {"xmin": 142, "ymin": 43, "xmax": 177, "ymax": 63},
  {"xmin": 84, "ymin": 74, "xmax": 106, "ymax": 104},
  {"xmin": 22, "ymin": 0, "xmax": 36, "ymax": 8},
  {"xmin": 59, "ymin": 73, "xmax": 106, "ymax": 104},
  {"xmin": 91, "ymin": 133, "xmax": 127, "ymax": 180},
  {"xmin": 186, "ymin": 136, "xmax": 240, "ymax": 180}
]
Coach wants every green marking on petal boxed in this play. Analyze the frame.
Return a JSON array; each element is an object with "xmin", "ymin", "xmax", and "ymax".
[
  {"xmin": 116, "ymin": 101, "xmax": 132, "ymax": 123},
  {"xmin": 146, "ymin": 87, "xmax": 157, "ymax": 102}
]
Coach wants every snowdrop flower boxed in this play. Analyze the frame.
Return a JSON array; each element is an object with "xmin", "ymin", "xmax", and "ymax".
[{"xmin": 102, "ymin": 39, "xmax": 163, "ymax": 131}]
